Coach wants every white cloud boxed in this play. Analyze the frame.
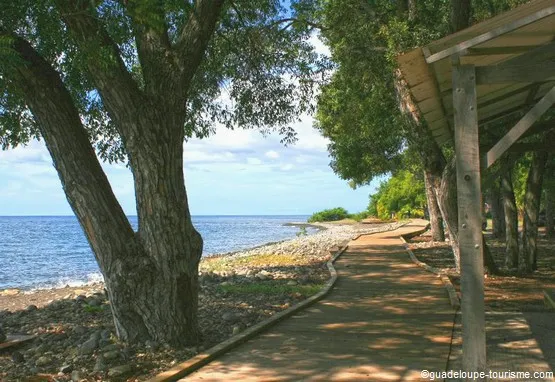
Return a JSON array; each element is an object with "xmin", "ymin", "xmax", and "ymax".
[
  {"xmin": 246, "ymin": 157, "xmax": 263, "ymax": 165},
  {"xmin": 265, "ymin": 150, "xmax": 279, "ymax": 159},
  {"xmin": 280, "ymin": 164, "xmax": 294, "ymax": 171},
  {"xmin": 0, "ymin": 141, "xmax": 51, "ymax": 164},
  {"xmin": 184, "ymin": 150, "xmax": 235, "ymax": 163}
]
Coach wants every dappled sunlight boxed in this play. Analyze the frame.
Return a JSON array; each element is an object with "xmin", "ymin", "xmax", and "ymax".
[
  {"xmin": 423, "ymin": 335, "xmax": 452, "ymax": 344},
  {"xmin": 184, "ymin": 222, "xmax": 457, "ymax": 381},
  {"xmin": 367, "ymin": 337, "xmax": 413, "ymax": 350}
]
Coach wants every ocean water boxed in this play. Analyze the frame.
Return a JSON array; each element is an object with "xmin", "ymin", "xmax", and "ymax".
[{"xmin": 0, "ymin": 215, "xmax": 313, "ymax": 290}]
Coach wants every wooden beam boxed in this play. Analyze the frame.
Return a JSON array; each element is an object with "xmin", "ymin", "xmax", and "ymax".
[
  {"xmin": 475, "ymin": 42, "xmax": 555, "ymax": 84},
  {"xmin": 442, "ymin": 83, "xmax": 542, "ymax": 116},
  {"xmin": 485, "ymin": 85, "xmax": 555, "ymax": 168},
  {"xmin": 480, "ymin": 105, "xmax": 527, "ymax": 126},
  {"xmin": 452, "ymin": 64, "xmax": 486, "ymax": 378},
  {"xmin": 476, "ymin": 62, "xmax": 555, "ymax": 84},
  {"xmin": 426, "ymin": 5, "xmax": 555, "ymax": 63},
  {"xmin": 467, "ymin": 45, "xmax": 544, "ymax": 56},
  {"xmin": 502, "ymin": 40, "xmax": 555, "ymax": 67}
]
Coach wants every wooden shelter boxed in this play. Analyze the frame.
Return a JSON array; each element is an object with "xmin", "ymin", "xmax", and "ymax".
[{"xmin": 397, "ymin": 0, "xmax": 555, "ymax": 376}]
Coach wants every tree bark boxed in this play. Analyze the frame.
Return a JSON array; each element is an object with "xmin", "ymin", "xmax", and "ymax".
[
  {"xmin": 450, "ymin": 0, "xmax": 471, "ymax": 32},
  {"xmin": 521, "ymin": 151, "xmax": 548, "ymax": 273},
  {"xmin": 424, "ymin": 170, "xmax": 445, "ymax": 241},
  {"xmin": 501, "ymin": 166, "xmax": 519, "ymax": 269},
  {"xmin": 7, "ymin": 15, "xmax": 214, "ymax": 345},
  {"xmin": 545, "ymin": 157, "xmax": 555, "ymax": 237},
  {"xmin": 487, "ymin": 180, "xmax": 505, "ymax": 238},
  {"xmin": 0, "ymin": 323, "xmax": 5, "ymax": 343},
  {"xmin": 546, "ymin": 185, "xmax": 555, "ymax": 237},
  {"xmin": 436, "ymin": 158, "xmax": 461, "ymax": 271},
  {"xmin": 436, "ymin": 158, "xmax": 500, "ymax": 274}
]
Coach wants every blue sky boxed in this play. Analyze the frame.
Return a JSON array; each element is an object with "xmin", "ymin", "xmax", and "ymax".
[
  {"xmin": 0, "ymin": 38, "xmax": 381, "ymax": 216},
  {"xmin": 0, "ymin": 115, "xmax": 380, "ymax": 216}
]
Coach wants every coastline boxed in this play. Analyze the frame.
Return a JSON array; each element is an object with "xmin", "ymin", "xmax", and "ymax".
[
  {"xmin": 0, "ymin": 220, "xmax": 400, "ymax": 381},
  {"xmin": 0, "ymin": 220, "xmax": 338, "ymax": 296},
  {"xmin": 0, "ymin": 221, "xmax": 397, "ymax": 312}
]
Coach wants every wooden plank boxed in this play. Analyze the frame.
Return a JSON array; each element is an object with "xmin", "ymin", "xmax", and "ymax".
[
  {"xmin": 452, "ymin": 64, "xmax": 487, "ymax": 378},
  {"xmin": 467, "ymin": 45, "xmax": 544, "ymax": 55},
  {"xmin": 485, "ymin": 85, "xmax": 555, "ymax": 168},
  {"xmin": 428, "ymin": 0, "xmax": 555, "ymax": 53},
  {"xmin": 442, "ymin": 83, "xmax": 537, "ymax": 118},
  {"xmin": 476, "ymin": 62, "xmax": 555, "ymax": 84},
  {"xmin": 426, "ymin": 5, "xmax": 555, "ymax": 63},
  {"xmin": 501, "ymin": 40, "xmax": 555, "ymax": 66}
]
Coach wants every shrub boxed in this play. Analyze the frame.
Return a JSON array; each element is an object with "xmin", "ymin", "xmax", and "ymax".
[
  {"xmin": 349, "ymin": 211, "xmax": 371, "ymax": 222},
  {"xmin": 308, "ymin": 207, "xmax": 350, "ymax": 222}
]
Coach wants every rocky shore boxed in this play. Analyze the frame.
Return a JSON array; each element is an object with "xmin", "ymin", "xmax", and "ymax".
[{"xmin": 0, "ymin": 221, "xmax": 400, "ymax": 381}]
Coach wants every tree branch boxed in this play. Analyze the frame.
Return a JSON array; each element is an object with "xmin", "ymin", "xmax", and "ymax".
[
  {"xmin": 175, "ymin": 0, "xmax": 226, "ymax": 90},
  {"xmin": 1, "ymin": 30, "xmax": 136, "ymax": 271},
  {"xmin": 269, "ymin": 17, "xmax": 329, "ymax": 32},
  {"xmin": 53, "ymin": 0, "xmax": 146, "ymax": 139},
  {"xmin": 117, "ymin": 0, "xmax": 176, "ymax": 97}
]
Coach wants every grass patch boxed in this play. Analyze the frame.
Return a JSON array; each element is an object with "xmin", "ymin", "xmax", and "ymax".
[
  {"xmin": 217, "ymin": 282, "xmax": 324, "ymax": 296},
  {"xmin": 200, "ymin": 253, "xmax": 313, "ymax": 273}
]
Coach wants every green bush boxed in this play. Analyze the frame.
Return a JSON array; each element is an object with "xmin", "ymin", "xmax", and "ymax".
[
  {"xmin": 349, "ymin": 211, "xmax": 371, "ymax": 222},
  {"xmin": 368, "ymin": 170, "xmax": 426, "ymax": 220},
  {"xmin": 308, "ymin": 207, "xmax": 350, "ymax": 222}
]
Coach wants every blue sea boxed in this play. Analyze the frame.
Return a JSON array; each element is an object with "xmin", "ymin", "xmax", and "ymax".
[{"xmin": 0, "ymin": 215, "xmax": 313, "ymax": 290}]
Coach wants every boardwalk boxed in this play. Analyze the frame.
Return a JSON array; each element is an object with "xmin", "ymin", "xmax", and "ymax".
[{"xmin": 182, "ymin": 220, "xmax": 456, "ymax": 381}]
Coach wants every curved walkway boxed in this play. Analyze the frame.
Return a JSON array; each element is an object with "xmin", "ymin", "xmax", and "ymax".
[{"xmin": 181, "ymin": 220, "xmax": 455, "ymax": 381}]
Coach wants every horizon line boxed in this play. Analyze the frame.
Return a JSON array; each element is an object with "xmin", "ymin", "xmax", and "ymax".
[{"xmin": 0, "ymin": 214, "xmax": 311, "ymax": 217}]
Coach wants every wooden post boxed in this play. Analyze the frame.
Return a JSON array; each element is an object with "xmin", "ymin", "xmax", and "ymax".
[{"xmin": 452, "ymin": 64, "xmax": 487, "ymax": 378}]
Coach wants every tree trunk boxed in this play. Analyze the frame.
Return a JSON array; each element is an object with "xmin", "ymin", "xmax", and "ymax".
[
  {"xmin": 436, "ymin": 158, "xmax": 500, "ymax": 274},
  {"xmin": 545, "ymin": 166, "xmax": 555, "ymax": 237},
  {"xmin": 501, "ymin": 166, "xmax": 519, "ymax": 269},
  {"xmin": 450, "ymin": 0, "xmax": 471, "ymax": 32},
  {"xmin": 114, "ymin": 110, "xmax": 204, "ymax": 345},
  {"xmin": 546, "ymin": 186, "xmax": 555, "ymax": 237},
  {"xmin": 436, "ymin": 158, "xmax": 461, "ymax": 270},
  {"xmin": 11, "ymin": 34, "xmax": 202, "ymax": 346},
  {"xmin": 487, "ymin": 180, "xmax": 505, "ymax": 238},
  {"xmin": 424, "ymin": 170, "xmax": 445, "ymax": 241},
  {"xmin": 521, "ymin": 151, "xmax": 548, "ymax": 273}
]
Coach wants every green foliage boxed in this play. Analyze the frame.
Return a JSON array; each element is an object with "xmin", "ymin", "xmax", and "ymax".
[
  {"xmin": 313, "ymin": 0, "xmax": 534, "ymax": 188},
  {"xmin": 83, "ymin": 304, "xmax": 104, "ymax": 314},
  {"xmin": 368, "ymin": 170, "xmax": 425, "ymax": 220},
  {"xmin": 0, "ymin": 0, "xmax": 329, "ymax": 159},
  {"xmin": 313, "ymin": 0, "xmax": 450, "ymax": 186},
  {"xmin": 307, "ymin": 207, "xmax": 349, "ymax": 222},
  {"xmin": 349, "ymin": 210, "xmax": 371, "ymax": 222}
]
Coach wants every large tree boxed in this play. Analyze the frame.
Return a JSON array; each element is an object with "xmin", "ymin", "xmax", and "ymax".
[
  {"xmin": 313, "ymin": 0, "xmax": 449, "ymax": 242},
  {"xmin": 0, "ymin": 0, "xmax": 323, "ymax": 346}
]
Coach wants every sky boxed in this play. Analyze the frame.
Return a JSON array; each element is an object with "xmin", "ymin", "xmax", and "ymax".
[{"xmin": 0, "ymin": 37, "xmax": 382, "ymax": 216}]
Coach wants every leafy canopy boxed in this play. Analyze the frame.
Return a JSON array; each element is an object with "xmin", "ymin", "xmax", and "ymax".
[
  {"xmin": 313, "ymin": 0, "xmax": 532, "ymax": 187},
  {"xmin": 0, "ymin": 0, "xmax": 330, "ymax": 161},
  {"xmin": 313, "ymin": 0, "xmax": 449, "ymax": 186}
]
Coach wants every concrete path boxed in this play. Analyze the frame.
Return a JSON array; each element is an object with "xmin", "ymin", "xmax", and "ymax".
[{"xmin": 182, "ymin": 220, "xmax": 456, "ymax": 381}]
